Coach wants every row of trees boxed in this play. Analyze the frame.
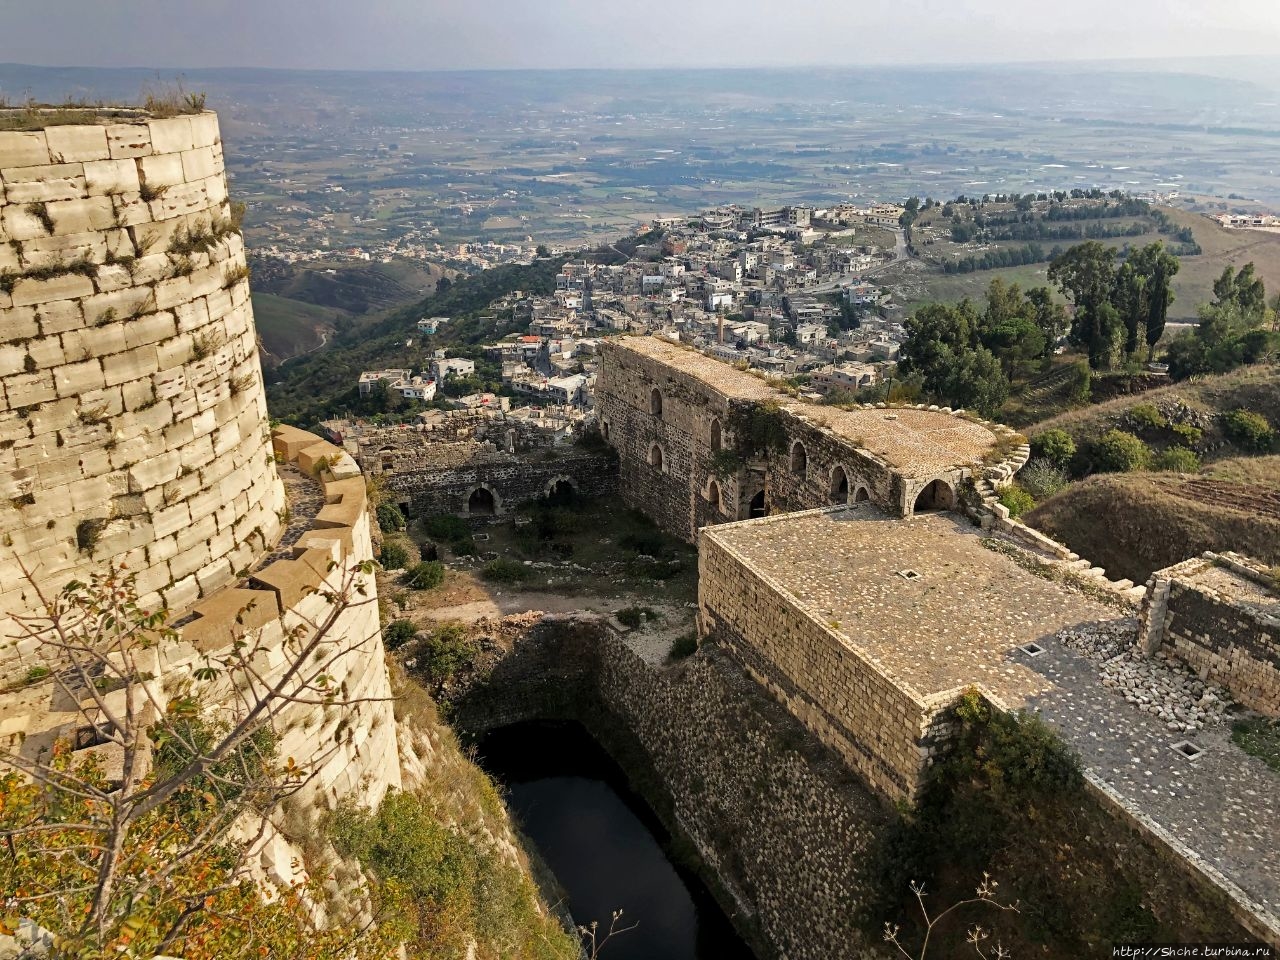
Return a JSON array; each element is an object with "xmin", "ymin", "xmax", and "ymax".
[
  {"xmin": 1165, "ymin": 263, "xmax": 1280, "ymax": 378},
  {"xmin": 1047, "ymin": 240, "xmax": 1180, "ymax": 368},
  {"xmin": 898, "ymin": 279, "xmax": 1067, "ymax": 416}
]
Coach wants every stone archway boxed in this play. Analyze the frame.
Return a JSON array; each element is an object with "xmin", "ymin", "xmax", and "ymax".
[
  {"xmin": 707, "ymin": 479, "xmax": 722, "ymax": 513},
  {"xmin": 913, "ymin": 479, "xmax": 955, "ymax": 513},
  {"xmin": 830, "ymin": 465, "xmax": 850, "ymax": 504},
  {"xmin": 543, "ymin": 477, "xmax": 577, "ymax": 506},
  {"xmin": 710, "ymin": 417, "xmax": 723, "ymax": 452},
  {"xmin": 650, "ymin": 387, "xmax": 664, "ymax": 417},
  {"xmin": 467, "ymin": 487, "xmax": 497, "ymax": 516},
  {"xmin": 854, "ymin": 486, "xmax": 870, "ymax": 503},
  {"xmin": 649, "ymin": 443, "xmax": 665, "ymax": 471},
  {"xmin": 748, "ymin": 489, "xmax": 768, "ymax": 519},
  {"xmin": 790, "ymin": 441, "xmax": 808, "ymax": 476}
]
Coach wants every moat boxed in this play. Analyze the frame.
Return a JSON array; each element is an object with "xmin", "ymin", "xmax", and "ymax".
[{"xmin": 477, "ymin": 721, "xmax": 756, "ymax": 960}]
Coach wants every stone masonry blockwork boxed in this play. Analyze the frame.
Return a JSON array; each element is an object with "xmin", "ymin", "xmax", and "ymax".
[{"xmin": 0, "ymin": 112, "xmax": 284, "ymax": 679}]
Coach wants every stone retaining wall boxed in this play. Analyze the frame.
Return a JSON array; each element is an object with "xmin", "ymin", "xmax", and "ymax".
[
  {"xmin": 0, "ymin": 111, "xmax": 284, "ymax": 681},
  {"xmin": 448, "ymin": 615, "xmax": 887, "ymax": 960},
  {"xmin": 1140, "ymin": 552, "xmax": 1280, "ymax": 716},
  {"xmin": 698, "ymin": 520, "xmax": 946, "ymax": 802}
]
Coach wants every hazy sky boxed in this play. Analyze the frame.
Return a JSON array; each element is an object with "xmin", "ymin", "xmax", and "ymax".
[{"xmin": 4, "ymin": 0, "xmax": 1280, "ymax": 71}]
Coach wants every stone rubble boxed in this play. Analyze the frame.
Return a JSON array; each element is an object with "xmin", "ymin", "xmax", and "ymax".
[{"xmin": 1055, "ymin": 619, "xmax": 1234, "ymax": 732}]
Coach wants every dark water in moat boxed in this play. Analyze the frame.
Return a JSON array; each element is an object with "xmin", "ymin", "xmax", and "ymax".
[{"xmin": 476, "ymin": 721, "xmax": 756, "ymax": 960}]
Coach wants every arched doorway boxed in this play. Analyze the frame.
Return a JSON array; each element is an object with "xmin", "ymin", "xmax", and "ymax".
[
  {"xmin": 830, "ymin": 465, "xmax": 850, "ymax": 504},
  {"xmin": 913, "ymin": 479, "xmax": 955, "ymax": 513},
  {"xmin": 710, "ymin": 418, "xmax": 723, "ymax": 452},
  {"xmin": 854, "ymin": 486, "xmax": 870, "ymax": 503},
  {"xmin": 468, "ymin": 487, "xmax": 496, "ymax": 516},
  {"xmin": 748, "ymin": 490, "xmax": 767, "ymax": 519},
  {"xmin": 545, "ymin": 479, "xmax": 576, "ymax": 506},
  {"xmin": 650, "ymin": 388, "xmax": 664, "ymax": 417},
  {"xmin": 790, "ymin": 441, "xmax": 807, "ymax": 476}
]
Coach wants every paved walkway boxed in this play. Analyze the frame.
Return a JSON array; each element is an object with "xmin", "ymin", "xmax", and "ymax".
[{"xmin": 1022, "ymin": 620, "xmax": 1280, "ymax": 923}]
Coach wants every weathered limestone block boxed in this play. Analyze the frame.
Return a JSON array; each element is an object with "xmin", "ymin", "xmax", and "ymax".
[
  {"xmin": 0, "ymin": 131, "xmax": 50, "ymax": 169},
  {"xmin": 1, "ymin": 163, "xmax": 88, "ymax": 204},
  {"xmin": 44, "ymin": 124, "xmax": 110, "ymax": 163},
  {"xmin": 147, "ymin": 117, "xmax": 194, "ymax": 154},
  {"xmin": 105, "ymin": 123, "xmax": 153, "ymax": 159}
]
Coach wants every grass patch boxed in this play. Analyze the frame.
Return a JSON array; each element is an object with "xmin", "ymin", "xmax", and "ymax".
[
  {"xmin": 481, "ymin": 557, "xmax": 530, "ymax": 584},
  {"xmin": 1231, "ymin": 716, "xmax": 1280, "ymax": 772}
]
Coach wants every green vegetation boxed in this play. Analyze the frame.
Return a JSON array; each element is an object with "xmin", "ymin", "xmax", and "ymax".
[
  {"xmin": 1153, "ymin": 446, "xmax": 1201, "ymax": 473},
  {"xmin": 376, "ymin": 501, "xmax": 407, "ymax": 532},
  {"xmin": 1090, "ymin": 430, "xmax": 1152, "ymax": 473},
  {"xmin": 1222, "ymin": 409, "xmax": 1275, "ymax": 452},
  {"xmin": 1231, "ymin": 716, "xmax": 1280, "ymax": 773},
  {"xmin": 998, "ymin": 486, "xmax": 1035, "ymax": 518},
  {"xmin": 414, "ymin": 623, "xmax": 479, "ymax": 685},
  {"xmin": 667, "ymin": 631, "xmax": 698, "ymax": 662},
  {"xmin": 378, "ymin": 541, "xmax": 411, "ymax": 570},
  {"xmin": 401, "ymin": 560, "xmax": 446, "ymax": 590},
  {"xmin": 382, "ymin": 619, "xmax": 419, "ymax": 652},
  {"xmin": 615, "ymin": 606, "xmax": 659, "ymax": 630},
  {"xmin": 480, "ymin": 557, "xmax": 531, "ymax": 584},
  {"xmin": 330, "ymin": 790, "xmax": 578, "ymax": 960},
  {"xmin": 726, "ymin": 400, "xmax": 790, "ymax": 458},
  {"xmin": 1017, "ymin": 460, "xmax": 1069, "ymax": 500},
  {"xmin": 1030, "ymin": 428, "xmax": 1076, "ymax": 467},
  {"xmin": 422, "ymin": 513, "xmax": 477, "ymax": 556},
  {"xmin": 1165, "ymin": 264, "xmax": 1280, "ymax": 380}
]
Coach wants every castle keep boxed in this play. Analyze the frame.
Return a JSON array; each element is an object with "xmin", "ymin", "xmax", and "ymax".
[
  {"xmin": 596, "ymin": 336, "xmax": 1005, "ymax": 542},
  {"xmin": 0, "ymin": 111, "xmax": 399, "ymax": 835}
]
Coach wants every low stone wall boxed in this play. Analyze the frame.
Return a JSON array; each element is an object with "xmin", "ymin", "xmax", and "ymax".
[
  {"xmin": 377, "ymin": 447, "xmax": 617, "ymax": 518},
  {"xmin": 1141, "ymin": 552, "xmax": 1280, "ymax": 716},
  {"xmin": 448, "ymin": 616, "xmax": 888, "ymax": 960}
]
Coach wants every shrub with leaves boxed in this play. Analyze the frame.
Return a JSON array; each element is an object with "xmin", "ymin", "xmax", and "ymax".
[
  {"xmin": 378, "ymin": 541, "xmax": 410, "ymax": 570},
  {"xmin": 1016, "ymin": 460, "xmax": 1069, "ymax": 500},
  {"xmin": 1126, "ymin": 402, "xmax": 1166, "ymax": 431},
  {"xmin": 998, "ymin": 486, "xmax": 1035, "ymax": 519},
  {"xmin": 401, "ymin": 560, "xmax": 446, "ymax": 590},
  {"xmin": 415, "ymin": 623, "xmax": 477, "ymax": 684},
  {"xmin": 481, "ymin": 557, "xmax": 529, "ymax": 584},
  {"xmin": 1029, "ymin": 429, "xmax": 1076, "ymax": 467},
  {"xmin": 1090, "ymin": 429, "xmax": 1151, "ymax": 472},
  {"xmin": 383, "ymin": 619, "xmax": 419, "ymax": 652},
  {"xmin": 375, "ymin": 502, "xmax": 406, "ymax": 532},
  {"xmin": 1222, "ymin": 409, "xmax": 1274, "ymax": 452},
  {"xmin": 1153, "ymin": 446, "xmax": 1201, "ymax": 473}
]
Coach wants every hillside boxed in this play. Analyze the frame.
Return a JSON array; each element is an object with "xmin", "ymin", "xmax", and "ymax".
[
  {"xmin": 265, "ymin": 256, "xmax": 569, "ymax": 426},
  {"xmin": 1025, "ymin": 460, "xmax": 1280, "ymax": 583},
  {"xmin": 885, "ymin": 201, "xmax": 1280, "ymax": 321}
]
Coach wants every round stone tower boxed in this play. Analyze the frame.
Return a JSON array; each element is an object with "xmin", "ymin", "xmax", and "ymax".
[{"xmin": 0, "ymin": 108, "xmax": 285, "ymax": 668}]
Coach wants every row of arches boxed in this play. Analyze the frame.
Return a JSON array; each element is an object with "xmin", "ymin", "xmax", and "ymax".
[{"xmin": 463, "ymin": 477, "xmax": 580, "ymax": 517}]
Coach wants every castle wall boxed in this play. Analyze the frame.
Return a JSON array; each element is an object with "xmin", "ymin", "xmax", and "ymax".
[
  {"xmin": 377, "ymin": 449, "xmax": 617, "ymax": 518},
  {"xmin": 698, "ymin": 523, "xmax": 944, "ymax": 802},
  {"xmin": 1141, "ymin": 552, "xmax": 1280, "ymax": 717},
  {"xmin": 0, "ymin": 113, "xmax": 284, "ymax": 680},
  {"xmin": 595, "ymin": 339, "xmax": 908, "ymax": 543}
]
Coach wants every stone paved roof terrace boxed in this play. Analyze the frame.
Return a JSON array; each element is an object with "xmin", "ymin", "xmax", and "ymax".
[
  {"xmin": 616, "ymin": 336, "xmax": 1002, "ymax": 477},
  {"xmin": 705, "ymin": 505, "xmax": 1280, "ymax": 928}
]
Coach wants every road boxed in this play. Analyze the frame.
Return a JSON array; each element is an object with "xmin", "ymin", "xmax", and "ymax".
[{"xmin": 807, "ymin": 227, "xmax": 910, "ymax": 294}]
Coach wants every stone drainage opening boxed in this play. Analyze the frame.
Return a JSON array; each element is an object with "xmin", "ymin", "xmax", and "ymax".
[
  {"xmin": 472, "ymin": 533, "xmax": 490, "ymax": 542},
  {"xmin": 1171, "ymin": 740, "xmax": 1204, "ymax": 761},
  {"xmin": 1019, "ymin": 642, "xmax": 1046, "ymax": 657},
  {"xmin": 897, "ymin": 569, "xmax": 922, "ymax": 581}
]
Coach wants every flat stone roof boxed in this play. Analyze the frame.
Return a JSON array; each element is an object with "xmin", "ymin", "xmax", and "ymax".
[
  {"xmin": 612, "ymin": 337, "xmax": 1000, "ymax": 476},
  {"xmin": 704, "ymin": 505, "xmax": 1115, "ymax": 706}
]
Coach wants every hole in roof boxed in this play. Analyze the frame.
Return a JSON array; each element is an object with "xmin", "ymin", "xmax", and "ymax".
[
  {"xmin": 1019, "ymin": 642, "xmax": 1046, "ymax": 657},
  {"xmin": 1170, "ymin": 740, "xmax": 1204, "ymax": 760},
  {"xmin": 897, "ymin": 569, "xmax": 922, "ymax": 581}
]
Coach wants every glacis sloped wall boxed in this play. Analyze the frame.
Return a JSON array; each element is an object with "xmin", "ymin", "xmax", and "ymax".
[{"xmin": 0, "ymin": 111, "xmax": 284, "ymax": 681}]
